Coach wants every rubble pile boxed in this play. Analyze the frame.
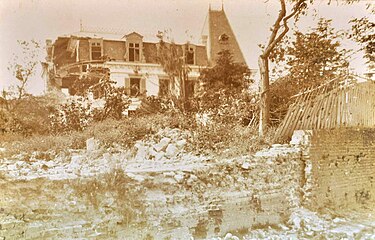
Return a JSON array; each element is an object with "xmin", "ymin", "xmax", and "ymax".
[{"xmin": 133, "ymin": 127, "xmax": 191, "ymax": 161}]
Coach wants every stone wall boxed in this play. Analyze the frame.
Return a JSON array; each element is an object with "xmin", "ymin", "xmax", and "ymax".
[
  {"xmin": 298, "ymin": 128, "xmax": 375, "ymax": 211},
  {"xmin": 0, "ymin": 144, "xmax": 303, "ymax": 239}
]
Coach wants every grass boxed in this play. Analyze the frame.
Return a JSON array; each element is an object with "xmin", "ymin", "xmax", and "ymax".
[{"xmin": 0, "ymin": 113, "xmax": 180, "ymax": 158}]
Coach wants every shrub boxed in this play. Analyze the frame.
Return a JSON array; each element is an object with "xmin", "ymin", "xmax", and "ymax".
[
  {"xmin": 50, "ymin": 97, "xmax": 93, "ymax": 133},
  {"xmin": 188, "ymin": 118, "xmax": 275, "ymax": 157},
  {"xmin": 0, "ymin": 93, "xmax": 60, "ymax": 136}
]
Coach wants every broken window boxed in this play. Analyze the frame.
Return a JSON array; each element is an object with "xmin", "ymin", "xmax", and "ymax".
[
  {"xmin": 129, "ymin": 43, "xmax": 140, "ymax": 62},
  {"xmin": 130, "ymin": 78, "xmax": 141, "ymax": 96},
  {"xmin": 159, "ymin": 78, "xmax": 169, "ymax": 97},
  {"xmin": 91, "ymin": 42, "xmax": 102, "ymax": 60},
  {"xmin": 185, "ymin": 46, "xmax": 195, "ymax": 65}
]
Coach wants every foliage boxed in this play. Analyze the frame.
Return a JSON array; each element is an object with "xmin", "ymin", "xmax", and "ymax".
[
  {"xmin": 349, "ymin": 16, "xmax": 375, "ymax": 69},
  {"xmin": 188, "ymin": 119, "xmax": 276, "ymax": 157},
  {"xmin": 91, "ymin": 80, "xmax": 131, "ymax": 121},
  {"xmin": 195, "ymin": 50, "xmax": 254, "ymax": 125},
  {"xmin": 157, "ymin": 40, "xmax": 190, "ymax": 110},
  {"xmin": 269, "ymin": 19, "xmax": 350, "ymax": 123},
  {"xmin": 52, "ymin": 71, "xmax": 131, "ymax": 132},
  {"xmin": 7, "ymin": 40, "xmax": 41, "ymax": 99},
  {"xmin": 71, "ymin": 74, "xmax": 102, "ymax": 97},
  {"xmin": 135, "ymin": 96, "xmax": 175, "ymax": 115},
  {"xmin": 0, "ymin": 94, "xmax": 60, "ymax": 136},
  {"xmin": 285, "ymin": 19, "xmax": 349, "ymax": 88},
  {"xmin": 50, "ymin": 97, "xmax": 92, "ymax": 133}
]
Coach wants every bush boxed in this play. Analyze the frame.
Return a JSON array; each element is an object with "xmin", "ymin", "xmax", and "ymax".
[
  {"xmin": 188, "ymin": 117, "xmax": 275, "ymax": 157},
  {"xmin": 0, "ymin": 93, "xmax": 60, "ymax": 136},
  {"xmin": 50, "ymin": 97, "xmax": 93, "ymax": 133}
]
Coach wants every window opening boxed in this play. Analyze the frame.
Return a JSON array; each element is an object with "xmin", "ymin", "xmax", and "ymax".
[
  {"xmin": 91, "ymin": 42, "xmax": 102, "ymax": 60},
  {"xmin": 129, "ymin": 43, "xmax": 140, "ymax": 62},
  {"xmin": 186, "ymin": 46, "xmax": 195, "ymax": 65},
  {"xmin": 130, "ymin": 78, "xmax": 140, "ymax": 96}
]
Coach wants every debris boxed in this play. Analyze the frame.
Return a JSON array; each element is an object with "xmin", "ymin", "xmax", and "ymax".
[
  {"xmin": 154, "ymin": 137, "xmax": 171, "ymax": 152},
  {"xmin": 86, "ymin": 138, "xmax": 100, "ymax": 152},
  {"xmin": 165, "ymin": 144, "xmax": 179, "ymax": 158}
]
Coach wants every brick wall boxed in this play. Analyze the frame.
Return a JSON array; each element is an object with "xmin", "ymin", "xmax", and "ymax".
[{"xmin": 301, "ymin": 128, "xmax": 375, "ymax": 210}]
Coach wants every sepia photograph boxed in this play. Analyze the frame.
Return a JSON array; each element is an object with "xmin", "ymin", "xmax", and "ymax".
[{"xmin": 0, "ymin": 0, "xmax": 374, "ymax": 239}]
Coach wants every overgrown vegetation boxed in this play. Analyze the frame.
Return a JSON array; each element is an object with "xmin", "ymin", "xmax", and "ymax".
[{"xmin": 0, "ymin": 49, "xmax": 273, "ymax": 159}]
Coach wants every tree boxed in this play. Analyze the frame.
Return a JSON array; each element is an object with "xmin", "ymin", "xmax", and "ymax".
[
  {"xmin": 258, "ymin": 0, "xmax": 307, "ymax": 137},
  {"xmin": 286, "ymin": 18, "xmax": 349, "ymax": 88},
  {"xmin": 157, "ymin": 40, "xmax": 190, "ymax": 111},
  {"xmin": 258, "ymin": 0, "xmax": 358, "ymax": 137},
  {"xmin": 7, "ymin": 40, "xmax": 41, "ymax": 99},
  {"xmin": 198, "ymin": 50, "xmax": 251, "ymax": 111},
  {"xmin": 269, "ymin": 19, "xmax": 350, "ymax": 123},
  {"xmin": 349, "ymin": 16, "xmax": 375, "ymax": 70}
]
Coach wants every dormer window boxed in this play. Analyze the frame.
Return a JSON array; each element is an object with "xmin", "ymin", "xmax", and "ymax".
[
  {"xmin": 89, "ymin": 39, "xmax": 103, "ymax": 61},
  {"xmin": 129, "ymin": 43, "xmax": 140, "ymax": 62},
  {"xmin": 124, "ymin": 32, "xmax": 144, "ymax": 62},
  {"xmin": 219, "ymin": 33, "xmax": 229, "ymax": 44}
]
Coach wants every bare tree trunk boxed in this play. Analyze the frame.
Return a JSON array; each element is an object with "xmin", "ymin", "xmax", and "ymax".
[{"xmin": 258, "ymin": 55, "xmax": 270, "ymax": 138}]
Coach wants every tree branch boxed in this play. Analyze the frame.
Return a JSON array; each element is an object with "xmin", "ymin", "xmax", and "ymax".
[
  {"xmin": 263, "ymin": 0, "xmax": 305, "ymax": 57},
  {"xmin": 263, "ymin": 0, "xmax": 287, "ymax": 57}
]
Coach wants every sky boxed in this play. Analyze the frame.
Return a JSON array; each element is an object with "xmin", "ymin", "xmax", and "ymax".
[{"xmin": 0, "ymin": 0, "xmax": 373, "ymax": 95}]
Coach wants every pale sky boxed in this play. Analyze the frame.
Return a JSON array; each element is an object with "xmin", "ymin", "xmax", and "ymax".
[{"xmin": 0, "ymin": 0, "xmax": 373, "ymax": 95}]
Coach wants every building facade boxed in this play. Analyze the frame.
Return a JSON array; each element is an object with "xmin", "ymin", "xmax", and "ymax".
[{"xmin": 43, "ymin": 7, "xmax": 248, "ymax": 100}]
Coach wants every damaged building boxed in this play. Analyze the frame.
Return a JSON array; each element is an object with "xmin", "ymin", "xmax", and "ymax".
[{"xmin": 42, "ymin": 7, "xmax": 248, "ymax": 102}]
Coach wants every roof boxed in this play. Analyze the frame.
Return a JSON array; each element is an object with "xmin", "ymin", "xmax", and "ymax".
[
  {"xmin": 203, "ymin": 9, "xmax": 247, "ymax": 66},
  {"xmin": 61, "ymin": 30, "xmax": 204, "ymax": 46}
]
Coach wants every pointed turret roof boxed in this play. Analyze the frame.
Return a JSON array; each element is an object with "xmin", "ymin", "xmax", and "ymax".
[{"xmin": 202, "ymin": 7, "xmax": 247, "ymax": 66}]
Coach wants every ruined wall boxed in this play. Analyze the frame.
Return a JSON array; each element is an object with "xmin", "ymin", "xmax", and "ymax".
[
  {"xmin": 78, "ymin": 39, "xmax": 90, "ymax": 62},
  {"xmin": 103, "ymin": 40, "xmax": 126, "ymax": 61},
  {"xmin": 300, "ymin": 128, "xmax": 375, "ymax": 210},
  {"xmin": 53, "ymin": 38, "xmax": 76, "ymax": 67},
  {"xmin": 2, "ymin": 128, "xmax": 374, "ymax": 239},
  {"xmin": 0, "ymin": 143, "xmax": 303, "ymax": 239}
]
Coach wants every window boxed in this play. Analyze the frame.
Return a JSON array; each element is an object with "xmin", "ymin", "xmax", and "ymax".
[
  {"xmin": 129, "ymin": 43, "xmax": 140, "ymax": 62},
  {"xmin": 130, "ymin": 78, "xmax": 140, "ymax": 96},
  {"xmin": 185, "ymin": 46, "xmax": 195, "ymax": 65},
  {"xmin": 91, "ymin": 42, "xmax": 102, "ymax": 60},
  {"xmin": 219, "ymin": 33, "xmax": 229, "ymax": 42}
]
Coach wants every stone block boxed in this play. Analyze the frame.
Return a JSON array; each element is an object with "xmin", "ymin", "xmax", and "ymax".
[
  {"xmin": 154, "ymin": 137, "xmax": 171, "ymax": 152},
  {"xmin": 86, "ymin": 138, "xmax": 100, "ymax": 152},
  {"xmin": 165, "ymin": 144, "xmax": 179, "ymax": 158}
]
